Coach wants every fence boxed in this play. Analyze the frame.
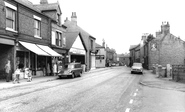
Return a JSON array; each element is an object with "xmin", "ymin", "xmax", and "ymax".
[{"xmin": 172, "ymin": 65, "xmax": 185, "ymax": 82}]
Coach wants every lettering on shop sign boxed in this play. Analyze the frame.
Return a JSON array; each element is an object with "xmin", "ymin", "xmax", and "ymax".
[{"xmin": 70, "ymin": 48, "xmax": 85, "ymax": 54}]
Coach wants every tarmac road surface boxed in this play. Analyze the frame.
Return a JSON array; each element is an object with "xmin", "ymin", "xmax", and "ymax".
[{"xmin": 0, "ymin": 66, "xmax": 142, "ymax": 112}]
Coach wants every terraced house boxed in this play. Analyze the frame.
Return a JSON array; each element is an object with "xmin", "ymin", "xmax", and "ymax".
[{"xmin": 0, "ymin": 0, "xmax": 64, "ymax": 80}]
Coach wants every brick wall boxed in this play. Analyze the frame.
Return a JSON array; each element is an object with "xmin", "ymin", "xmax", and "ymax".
[
  {"xmin": 149, "ymin": 33, "xmax": 185, "ymax": 69},
  {"xmin": 18, "ymin": 5, "xmax": 50, "ymax": 44},
  {"xmin": 0, "ymin": 1, "xmax": 6, "ymax": 30}
]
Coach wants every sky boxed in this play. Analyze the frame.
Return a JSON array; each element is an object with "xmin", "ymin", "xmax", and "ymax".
[{"xmin": 30, "ymin": 0, "xmax": 185, "ymax": 54}]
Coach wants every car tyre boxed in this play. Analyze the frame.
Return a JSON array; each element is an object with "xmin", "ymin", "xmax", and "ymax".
[
  {"xmin": 78, "ymin": 72, "xmax": 82, "ymax": 77},
  {"xmin": 71, "ymin": 73, "xmax": 75, "ymax": 79},
  {"xmin": 59, "ymin": 76, "xmax": 62, "ymax": 79},
  {"xmin": 131, "ymin": 71, "xmax": 133, "ymax": 74}
]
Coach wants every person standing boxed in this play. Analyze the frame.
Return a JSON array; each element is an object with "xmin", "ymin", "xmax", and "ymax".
[
  {"xmin": 53, "ymin": 62, "xmax": 57, "ymax": 76},
  {"xmin": 4, "ymin": 59, "xmax": 11, "ymax": 82},
  {"xmin": 47, "ymin": 63, "xmax": 51, "ymax": 76}
]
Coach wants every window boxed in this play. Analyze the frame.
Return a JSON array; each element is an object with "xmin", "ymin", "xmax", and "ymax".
[
  {"xmin": 91, "ymin": 40, "xmax": 93, "ymax": 50},
  {"xmin": 52, "ymin": 31, "xmax": 56, "ymax": 45},
  {"xmin": 62, "ymin": 36, "xmax": 66, "ymax": 47},
  {"xmin": 5, "ymin": 2, "xmax": 17, "ymax": 32},
  {"xmin": 34, "ymin": 19, "xmax": 41, "ymax": 37},
  {"xmin": 56, "ymin": 32, "xmax": 62, "ymax": 46},
  {"xmin": 33, "ymin": 15, "xmax": 41, "ymax": 38},
  {"xmin": 57, "ymin": 13, "xmax": 60, "ymax": 25}
]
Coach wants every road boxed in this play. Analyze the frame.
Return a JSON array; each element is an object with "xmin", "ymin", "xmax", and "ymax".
[{"xmin": 0, "ymin": 66, "xmax": 143, "ymax": 112}]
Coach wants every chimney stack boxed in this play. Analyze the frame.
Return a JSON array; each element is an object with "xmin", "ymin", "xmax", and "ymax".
[
  {"xmin": 71, "ymin": 12, "xmax": 77, "ymax": 24},
  {"xmin": 40, "ymin": 0, "xmax": 48, "ymax": 4}
]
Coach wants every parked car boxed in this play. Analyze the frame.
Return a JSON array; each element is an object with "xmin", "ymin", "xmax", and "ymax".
[
  {"xmin": 58, "ymin": 62, "xmax": 83, "ymax": 78},
  {"xmin": 131, "ymin": 62, "xmax": 143, "ymax": 74}
]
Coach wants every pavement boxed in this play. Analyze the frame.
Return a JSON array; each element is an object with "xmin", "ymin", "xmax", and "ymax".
[
  {"xmin": 0, "ymin": 67, "xmax": 109, "ymax": 90},
  {"xmin": 140, "ymin": 70, "xmax": 185, "ymax": 92}
]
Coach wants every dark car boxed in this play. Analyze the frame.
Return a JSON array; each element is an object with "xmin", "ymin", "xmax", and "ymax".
[
  {"xmin": 131, "ymin": 63, "xmax": 143, "ymax": 74},
  {"xmin": 58, "ymin": 62, "xmax": 83, "ymax": 78}
]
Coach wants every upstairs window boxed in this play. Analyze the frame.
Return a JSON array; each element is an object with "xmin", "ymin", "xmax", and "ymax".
[
  {"xmin": 57, "ymin": 13, "xmax": 61, "ymax": 25},
  {"xmin": 91, "ymin": 40, "xmax": 93, "ymax": 50},
  {"xmin": 55, "ymin": 31, "xmax": 66, "ymax": 48},
  {"xmin": 33, "ymin": 15, "xmax": 41, "ymax": 38},
  {"xmin": 56, "ymin": 31, "xmax": 62, "ymax": 47},
  {"xmin": 5, "ymin": 2, "xmax": 17, "ymax": 32}
]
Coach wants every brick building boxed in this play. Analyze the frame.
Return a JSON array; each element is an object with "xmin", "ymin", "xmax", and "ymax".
[
  {"xmin": 148, "ymin": 22, "xmax": 185, "ymax": 69},
  {"xmin": 129, "ymin": 44, "xmax": 140, "ymax": 67},
  {"xmin": 95, "ymin": 42, "xmax": 106, "ymax": 68},
  {"xmin": 63, "ymin": 12, "xmax": 96, "ymax": 71},
  {"xmin": 0, "ymin": 0, "xmax": 63, "ymax": 80}
]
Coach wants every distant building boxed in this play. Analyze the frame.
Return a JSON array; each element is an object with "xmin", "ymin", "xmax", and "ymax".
[
  {"xmin": 95, "ymin": 43, "xmax": 106, "ymax": 68},
  {"xmin": 118, "ymin": 54, "xmax": 130, "ymax": 66},
  {"xmin": 129, "ymin": 44, "xmax": 140, "ymax": 66}
]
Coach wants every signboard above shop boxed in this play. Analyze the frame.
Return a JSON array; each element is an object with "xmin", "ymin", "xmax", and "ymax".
[{"xmin": 70, "ymin": 48, "xmax": 85, "ymax": 55}]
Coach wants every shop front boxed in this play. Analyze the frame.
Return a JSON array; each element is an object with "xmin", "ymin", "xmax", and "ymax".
[
  {"xmin": 0, "ymin": 37, "xmax": 15, "ymax": 80},
  {"xmin": 16, "ymin": 41, "xmax": 62, "ymax": 78},
  {"xmin": 69, "ymin": 47, "xmax": 86, "ymax": 72}
]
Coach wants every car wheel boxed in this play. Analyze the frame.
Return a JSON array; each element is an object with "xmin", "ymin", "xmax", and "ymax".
[
  {"xmin": 78, "ymin": 72, "xmax": 82, "ymax": 77},
  {"xmin": 131, "ymin": 71, "xmax": 133, "ymax": 74},
  {"xmin": 59, "ymin": 76, "xmax": 62, "ymax": 79},
  {"xmin": 71, "ymin": 73, "xmax": 75, "ymax": 78}
]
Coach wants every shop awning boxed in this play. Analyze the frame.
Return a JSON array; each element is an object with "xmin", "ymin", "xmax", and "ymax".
[
  {"xmin": 19, "ymin": 41, "xmax": 50, "ymax": 56},
  {"xmin": 36, "ymin": 44, "xmax": 63, "ymax": 57}
]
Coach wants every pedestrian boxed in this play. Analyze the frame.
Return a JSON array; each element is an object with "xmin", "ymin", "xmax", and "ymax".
[
  {"xmin": 47, "ymin": 63, "xmax": 51, "ymax": 76},
  {"xmin": 25, "ymin": 68, "xmax": 32, "ymax": 82},
  {"xmin": 53, "ymin": 62, "xmax": 57, "ymax": 76},
  {"xmin": 13, "ymin": 67, "xmax": 21, "ymax": 84},
  {"xmin": 4, "ymin": 59, "xmax": 11, "ymax": 82}
]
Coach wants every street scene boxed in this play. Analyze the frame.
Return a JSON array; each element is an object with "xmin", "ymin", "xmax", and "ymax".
[
  {"xmin": 1, "ymin": 0, "xmax": 185, "ymax": 112},
  {"xmin": 0, "ymin": 66, "xmax": 185, "ymax": 112}
]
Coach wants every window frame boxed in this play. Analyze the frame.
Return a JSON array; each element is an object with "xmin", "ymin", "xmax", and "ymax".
[
  {"xmin": 33, "ymin": 15, "xmax": 42, "ymax": 39},
  {"xmin": 56, "ymin": 31, "xmax": 63, "ymax": 47},
  {"xmin": 5, "ymin": 1, "xmax": 17, "ymax": 33}
]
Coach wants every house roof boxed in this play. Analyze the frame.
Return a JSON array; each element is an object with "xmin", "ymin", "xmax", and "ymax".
[
  {"xmin": 95, "ymin": 43, "xmax": 102, "ymax": 48},
  {"xmin": 34, "ymin": 3, "xmax": 62, "ymax": 14},
  {"xmin": 129, "ymin": 44, "xmax": 140, "ymax": 50},
  {"xmin": 65, "ymin": 32, "xmax": 87, "ymax": 51},
  {"xmin": 63, "ymin": 20, "xmax": 95, "ymax": 50},
  {"xmin": 14, "ymin": 0, "xmax": 41, "ymax": 12},
  {"xmin": 65, "ymin": 32, "xmax": 79, "ymax": 50}
]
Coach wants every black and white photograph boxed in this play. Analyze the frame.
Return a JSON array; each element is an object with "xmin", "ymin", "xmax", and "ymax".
[{"xmin": 0, "ymin": 0, "xmax": 185, "ymax": 112}]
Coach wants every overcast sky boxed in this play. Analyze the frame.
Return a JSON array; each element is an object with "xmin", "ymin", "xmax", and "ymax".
[{"xmin": 30, "ymin": 0, "xmax": 185, "ymax": 54}]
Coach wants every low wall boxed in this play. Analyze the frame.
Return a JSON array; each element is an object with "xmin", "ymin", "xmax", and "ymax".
[{"xmin": 172, "ymin": 65, "xmax": 185, "ymax": 81}]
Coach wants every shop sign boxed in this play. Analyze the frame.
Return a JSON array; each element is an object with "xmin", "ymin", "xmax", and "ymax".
[{"xmin": 70, "ymin": 48, "xmax": 85, "ymax": 55}]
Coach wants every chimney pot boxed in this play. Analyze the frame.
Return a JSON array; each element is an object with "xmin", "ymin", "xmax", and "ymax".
[{"xmin": 40, "ymin": 0, "xmax": 48, "ymax": 4}]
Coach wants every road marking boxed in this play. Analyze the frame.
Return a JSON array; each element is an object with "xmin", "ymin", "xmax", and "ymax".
[
  {"xmin": 133, "ymin": 93, "xmax": 137, "ymax": 96},
  {"xmin": 129, "ymin": 99, "xmax": 133, "ymax": 104},
  {"xmin": 125, "ymin": 108, "xmax": 130, "ymax": 112}
]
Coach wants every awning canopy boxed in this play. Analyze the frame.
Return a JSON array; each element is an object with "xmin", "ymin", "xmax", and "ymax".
[
  {"xmin": 19, "ymin": 41, "xmax": 50, "ymax": 56},
  {"xmin": 36, "ymin": 44, "xmax": 62, "ymax": 57}
]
